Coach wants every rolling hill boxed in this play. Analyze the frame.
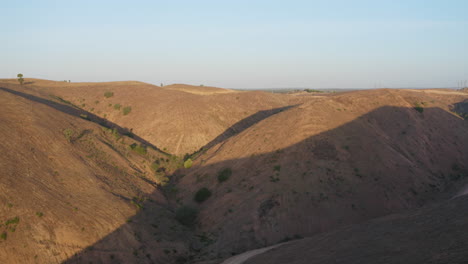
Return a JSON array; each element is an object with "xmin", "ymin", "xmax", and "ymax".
[{"xmin": 1, "ymin": 79, "xmax": 468, "ymax": 263}]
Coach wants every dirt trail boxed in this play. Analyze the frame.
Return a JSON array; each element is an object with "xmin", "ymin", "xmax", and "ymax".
[{"xmin": 220, "ymin": 242, "xmax": 291, "ymax": 264}]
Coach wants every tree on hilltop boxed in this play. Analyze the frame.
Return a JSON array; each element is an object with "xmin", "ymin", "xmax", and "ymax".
[{"xmin": 17, "ymin": 73, "xmax": 24, "ymax": 85}]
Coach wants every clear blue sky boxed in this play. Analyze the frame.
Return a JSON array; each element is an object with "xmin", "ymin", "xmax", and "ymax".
[{"xmin": 2, "ymin": 0, "xmax": 467, "ymax": 88}]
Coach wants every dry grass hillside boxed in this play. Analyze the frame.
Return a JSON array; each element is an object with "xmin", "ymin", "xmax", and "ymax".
[
  {"xmin": 173, "ymin": 89, "xmax": 468, "ymax": 261},
  {"xmin": 0, "ymin": 85, "xmax": 200, "ymax": 263},
  {"xmin": 161, "ymin": 84, "xmax": 236, "ymax": 95},
  {"xmin": 1, "ymin": 78, "xmax": 468, "ymax": 264},
  {"xmin": 0, "ymin": 79, "xmax": 298, "ymax": 155}
]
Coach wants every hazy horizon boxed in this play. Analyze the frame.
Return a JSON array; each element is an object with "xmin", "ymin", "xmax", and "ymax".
[{"xmin": 2, "ymin": 0, "xmax": 467, "ymax": 89}]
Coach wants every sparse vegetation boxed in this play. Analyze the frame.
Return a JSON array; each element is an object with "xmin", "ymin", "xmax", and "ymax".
[
  {"xmin": 194, "ymin": 187, "xmax": 212, "ymax": 203},
  {"xmin": 1, "ymin": 232, "xmax": 6, "ymax": 240},
  {"xmin": 217, "ymin": 168, "xmax": 232, "ymax": 182},
  {"xmin": 273, "ymin": 165, "xmax": 281, "ymax": 172},
  {"xmin": 130, "ymin": 143, "xmax": 147, "ymax": 155},
  {"xmin": 175, "ymin": 206, "xmax": 198, "ymax": 227},
  {"xmin": 36, "ymin": 212, "xmax": 44, "ymax": 217},
  {"xmin": 270, "ymin": 176, "xmax": 280, "ymax": 182},
  {"xmin": 183, "ymin": 158, "xmax": 193, "ymax": 169},
  {"xmin": 123, "ymin": 106, "xmax": 132, "ymax": 115},
  {"xmin": 63, "ymin": 128, "xmax": 74, "ymax": 142},
  {"xmin": 304, "ymin": 89, "xmax": 322, "ymax": 93},
  {"xmin": 5, "ymin": 216, "xmax": 20, "ymax": 225},
  {"xmin": 104, "ymin": 91, "xmax": 114, "ymax": 98},
  {"xmin": 414, "ymin": 103, "xmax": 424, "ymax": 113},
  {"xmin": 114, "ymin": 103, "xmax": 121, "ymax": 110}
]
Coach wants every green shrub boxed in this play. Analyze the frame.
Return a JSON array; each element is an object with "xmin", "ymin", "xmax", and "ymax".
[
  {"xmin": 151, "ymin": 162, "xmax": 160, "ymax": 171},
  {"xmin": 130, "ymin": 143, "xmax": 147, "ymax": 155},
  {"xmin": 114, "ymin": 104, "xmax": 121, "ymax": 110},
  {"xmin": 184, "ymin": 159, "xmax": 193, "ymax": 169},
  {"xmin": 36, "ymin": 212, "xmax": 44, "ymax": 217},
  {"xmin": 104, "ymin": 91, "xmax": 114, "ymax": 98},
  {"xmin": 0, "ymin": 232, "xmax": 6, "ymax": 240},
  {"xmin": 111, "ymin": 128, "xmax": 121, "ymax": 140},
  {"xmin": 63, "ymin": 128, "xmax": 74, "ymax": 142},
  {"xmin": 194, "ymin": 187, "xmax": 212, "ymax": 203},
  {"xmin": 414, "ymin": 103, "xmax": 424, "ymax": 113},
  {"xmin": 122, "ymin": 106, "xmax": 132, "ymax": 115},
  {"xmin": 273, "ymin": 165, "xmax": 281, "ymax": 172},
  {"xmin": 5, "ymin": 216, "xmax": 19, "ymax": 225},
  {"xmin": 175, "ymin": 206, "xmax": 198, "ymax": 227},
  {"xmin": 217, "ymin": 168, "xmax": 232, "ymax": 182}
]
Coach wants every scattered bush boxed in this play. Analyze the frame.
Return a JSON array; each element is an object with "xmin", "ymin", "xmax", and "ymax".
[
  {"xmin": 5, "ymin": 216, "xmax": 20, "ymax": 225},
  {"xmin": 0, "ymin": 232, "xmax": 6, "ymax": 240},
  {"xmin": 104, "ymin": 91, "xmax": 114, "ymax": 98},
  {"xmin": 63, "ymin": 128, "xmax": 74, "ymax": 142},
  {"xmin": 273, "ymin": 165, "xmax": 281, "ymax": 172},
  {"xmin": 175, "ymin": 206, "xmax": 198, "ymax": 227},
  {"xmin": 151, "ymin": 161, "xmax": 160, "ymax": 171},
  {"xmin": 130, "ymin": 143, "xmax": 147, "ymax": 155},
  {"xmin": 114, "ymin": 104, "xmax": 121, "ymax": 110},
  {"xmin": 194, "ymin": 187, "xmax": 212, "ymax": 203},
  {"xmin": 111, "ymin": 128, "xmax": 121, "ymax": 140},
  {"xmin": 217, "ymin": 168, "xmax": 232, "ymax": 182},
  {"xmin": 36, "ymin": 212, "xmax": 44, "ymax": 217},
  {"xmin": 184, "ymin": 158, "xmax": 193, "ymax": 169},
  {"xmin": 123, "ymin": 106, "xmax": 132, "ymax": 115},
  {"xmin": 304, "ymin": 89, "xmax": 322, "ymax": 93},
  {"xmin": 414, "ymin": 103, "xmax": 424, "ymax": 113}
]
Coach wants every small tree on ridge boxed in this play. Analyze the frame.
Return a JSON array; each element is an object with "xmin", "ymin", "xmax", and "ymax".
[{"xmin": 17, "ymin": 73, "xmax": 24, "ymax": 85}]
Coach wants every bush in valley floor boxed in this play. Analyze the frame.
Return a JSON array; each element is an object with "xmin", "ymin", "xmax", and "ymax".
[
  {"xmin": 114, "ymin": 103, "xmax": 121, "ymax": 110},
  {"xmin": 175, "ymin": 206, "xmax": 198, "ymax": 227},
  {"xmin": 194, "ymin": 187, "xmax": 212, "ymax": 203},
  {"xmin": 217, "ymin": 168, "xmax": 232, "ymax": 182}
]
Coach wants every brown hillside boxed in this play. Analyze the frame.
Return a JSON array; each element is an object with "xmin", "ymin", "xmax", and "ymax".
[
  {"xmin": 162, "ymin": 84, "xmax": 235, "ymax": 95},
  {"xmin": 0, "ymin": 79, "xmax": 298, "ymax": 155},
  {"xmin": 244, "ymin": 194, "xmax": 468, "ymax": 264},
  {"xmin": 2, "ymin": 79, "xmax": 468, "ymax": 264},
  {"xmin": 59, "ymin": 87, "xmax": 468, "ymax": 264},
  {"xmin": 0, "ymin": 87, "xmax": 197, "ymax": 263},
  {"xmin": 173, "ymin": 89, "xmax": 468, "ymax": 261}
]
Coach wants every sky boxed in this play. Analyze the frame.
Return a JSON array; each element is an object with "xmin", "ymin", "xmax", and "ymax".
[{"xmin": 1, "ymin": 0, "xmax": 467, "ymax": 89}]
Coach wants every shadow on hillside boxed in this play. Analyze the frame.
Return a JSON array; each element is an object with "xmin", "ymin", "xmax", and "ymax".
[
  {"xmin": 451, "ymin": 99, "xmax": 468, "ymax": 119},
  {"xmin": 0, "ymin": 91, "xmax": 446, "ymax": 263},
  {"xmin": 195, "ymin": 105, "xmax": 297, "ymax": 155},
  {"xmin": 0, "ymin": 86, "xmax": 166, "ymax": 154},
  {"xmin": 60, "ymin": 102, "xmax": 468, "ymax": 263}
]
